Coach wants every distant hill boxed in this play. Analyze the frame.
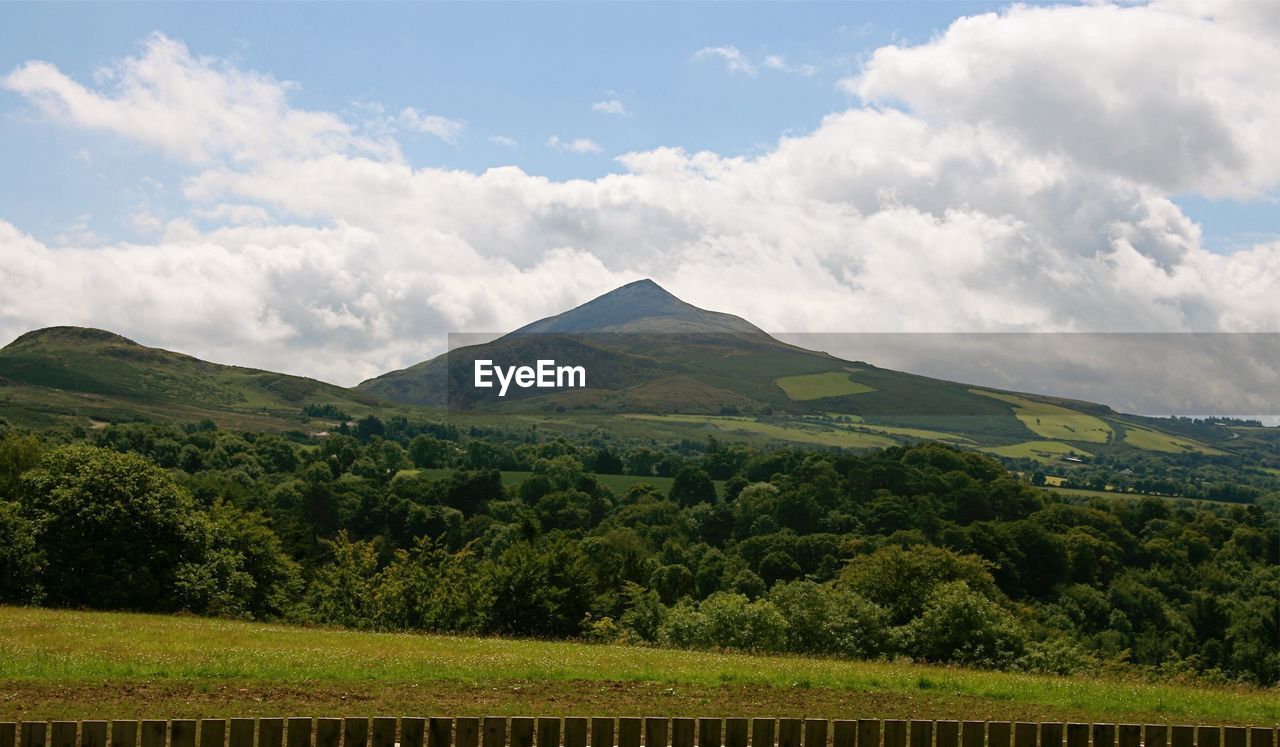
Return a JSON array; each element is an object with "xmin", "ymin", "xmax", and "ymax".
[{"xmin": 0, "ymin": 326, "xmax": 380, "ymax": 430}]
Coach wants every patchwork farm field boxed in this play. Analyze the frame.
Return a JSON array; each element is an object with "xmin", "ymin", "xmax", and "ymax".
[
  {"xmin": 775, "ymin": 372, "xmax": 875, "ymax": 401},
  {"xmin": 1, "ymin": 607, "xmax": 1276, "ymax": 724}
]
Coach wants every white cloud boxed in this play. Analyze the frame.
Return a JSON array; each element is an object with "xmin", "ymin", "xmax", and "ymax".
[
  {"xmin": 488, "ymin": 135, "xmax": 519, "ymax": 147},
  {"xmin": 546, "ymin": 135, "xmax": 603, "ymax": 154},
  {"xmin": 1, "ymin": 8, "xmax": 1279, "ymax": 397},
  {"xmin": 1, "ymin": 33, "xmax": 384, "ymax": 164},
  {"xmin": 694, "ymin": 46, "xmax": 756, "ymax": 75},
  {"xmin": 845, "ymin": 3, "xmax": 1280, "ymax": 198},
  {"xmin": 762, "ymin": 55, "xmax": 817, "ymax": 77},
  {"xmin": 398, "ymin": 107, "xmax": 465, "ymax": 145},
  {"xmin": 591, "ymin": 99, "xmax": 627, "ymax": 115}
]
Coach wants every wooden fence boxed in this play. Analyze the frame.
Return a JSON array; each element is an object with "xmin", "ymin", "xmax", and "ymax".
[{"xmin": 2, "ymin": 718, "xmax": 1275, "ymax": 747}]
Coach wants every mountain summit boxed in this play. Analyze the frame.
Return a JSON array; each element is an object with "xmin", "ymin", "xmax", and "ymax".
[{"xmin": 511, "ymin": 279, "xmax": 766, "ymax": 337}]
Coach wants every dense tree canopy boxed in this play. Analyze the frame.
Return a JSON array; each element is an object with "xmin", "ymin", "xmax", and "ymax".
[{"xmin": 0, "ymin": 420, "xmax": 1275, "ymax": 686}]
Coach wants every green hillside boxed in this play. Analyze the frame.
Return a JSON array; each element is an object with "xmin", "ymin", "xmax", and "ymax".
[{"xmin": 0, "ymin": 327, "xmax": 382, "ymax": 431}]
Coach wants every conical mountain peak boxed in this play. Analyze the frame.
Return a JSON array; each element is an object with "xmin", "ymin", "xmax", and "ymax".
[{"xmin": 511, "ymin": 278, "xmax": 766, "ymax": 336}]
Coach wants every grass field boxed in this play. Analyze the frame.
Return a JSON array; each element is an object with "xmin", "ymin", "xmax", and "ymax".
[
  {"xmin": 775, "ymin": 372, "xmax": 874, "ymax": 401},
  {"xmin": 970, "ymin": 391, "xmax": 1113, "ymax": 444},
  {"xmin": 1, "ymin": 607, "xmax": 1276, "ymax": 724},
  {"xmin": 981, "ymin": 440, "xmax": 1093, "ymax": 463},
  {"xmin": 1120, "ymin": 424, "xmax": 1228, "ymax": 456},
  {"xmin": 623, "ymin": 415, "xmax": 895, "ymax": 449}
]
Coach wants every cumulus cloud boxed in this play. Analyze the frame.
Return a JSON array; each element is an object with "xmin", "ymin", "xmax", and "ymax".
[
  {"xmin": 845, "ymin": 3, "xmax": 1280, "ymax": 198},
  {"xmin": 1, "ymin": 4, "xmax": 1278, "ymax": 404},
  {"xmin": 591, "ymin": 99, "xmax": 627, "ymax": 115},
  {"xmin": 546, "ymin": 135, "xmax": 603, "ymax": 154},
  {"xmin": 399, "ymin": 107, "xmax": 465, "ymax": 144},
  {"xmin": 488, "ymin": 135, "xmax": 518, "ymax": 147},
  {"xmin": 1, "ymin": 32, "xmax": 385, "ymax": 164}
]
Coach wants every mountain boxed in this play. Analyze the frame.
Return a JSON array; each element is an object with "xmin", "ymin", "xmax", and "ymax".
[
  {"xmin": 512, "ymin": 279, "xmax": 767, "ymax": 336},
  {"xmin": 356, "ymin": 280, "xmax": 1249, "ymax": 462},
  {"xmin": 0, "ymin": 326, "xmax": 380, "ymax": 431}
]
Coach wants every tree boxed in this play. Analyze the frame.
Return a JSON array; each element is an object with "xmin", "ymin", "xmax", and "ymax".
[
  {"xmin": 670, "ymin": 465, "xmax": 716, "ymax": 507},
  {"xmin": 899, "ymin": 581, "xmax": 1027, "ymax": 667},
  {"xmin": 20, "ymin": 446, "xmax": 208, "ymax": 611},
  {"xmin": 841, "ymin": 544, "xmax": 1000, "ymax": 625}
]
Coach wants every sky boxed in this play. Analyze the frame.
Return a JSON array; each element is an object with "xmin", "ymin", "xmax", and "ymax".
[{"xmin": 1, "ymin": 1, "xmax": 1278, "ymax": 411}]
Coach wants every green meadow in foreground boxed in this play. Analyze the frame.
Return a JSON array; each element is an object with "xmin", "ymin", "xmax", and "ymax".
[{"xmin": 1, "ymin": 607, "xmax": 1275, "ymax": 725}]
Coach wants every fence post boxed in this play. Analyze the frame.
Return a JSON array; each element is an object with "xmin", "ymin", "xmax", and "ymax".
[
  {"xmin": 201, "ymin": 721, "xmax": 226, "ymax": 747},
  {"xmin": 1249, "ymin": 730, "xmax": 1274, "ymax": 747},
  {"xmin": 82, "ymin": 723, "xmax": 108, "ymax": 747},
  {"xmin": 722, "ymin": 721, "xmax": 746, "ymax": 747},
  {"xmin": 172, "ymin": 721, "xmax": 197, "ymax": 747},
  {"xmin": 483, "ymin": 719, "xmax": 506, "ymax": 747},
  {"xmin": 429, "ymin": 719, "xmax": 452, "ymax": 747},
  {"xmin": 313, "ymin": 721, "xmax": 339, "ymax": 747},
  {"xmin": 1145, "ymin": 727, "xmax": 1168, "ymax": 747},
  {"xmin": 884, "ymin": 722, "xmax": 907, "ymax": 747},
  {"xmin": 536, "ymin": 720, "xmax": 559, "ymax": 747},
  {"xmin": 671, "ymin": 720, "xmax": 694, "ymax": 747},
  {"xmin": 1012, "ymin": 724, "xmax": 1035, "ymax": 747},
  {"xmin": 697, "ymin": 720, "xmax": 720, "ymax": 747},
  {"xmin": 616, "ymin": 720, "xmax": 640, "ymax": 747},
  {"xmin": 259, "ymin": 720, "xmax": 284, "ymax": 747},
  {"xmin": 645, "ymin": 720, "xmax": 667, "ymax": 747},
  {"xmin": 805, "ymin": 720, "xmax": 827, "ymax": 747},
  {"xmin": 110, "ymin": 724, "xmax": 137, "ymax": 747},
  {"xmin": 753, "ymin": 721, "xmax": 776, "ymax": 747},
  {"xmin": 778, "ymin": 721, "xmax": 801, "ymax": 747},
  {"xmin": 1093, "ymin": 725, "xmax": 1115, "ymax": 747},
  {"xmin": 856, "ymin": 720, "xmax": 879, "ymax": 747},
  {"xmin": 1198, "ymin": 728, "xmax": 1221, "ymax": 747},
  {"xmin": 988, "ymin": 724, "xmax": 1011, "ymax": 747},
  {"xmin": 370, "ymin": 719, "xmax": 395, "ymax": 747},
  {"xmin": 1066, "ymin": 724, "xmax": 1088, "ymax": 747},
  {"xmin": 230, "ymin": 721, "xmax": 255, "ymax": 747},
  {"xmin": 51, "ymin": 723, "xmax": 77, "ymax": 747},
  {"xmin": 1223, "ymin": 729, "xmax": 1245, "ymax": 747},
  {"xmin": 832, "ymin": 722, "xmax": 854, "ymax": 747},
  {"xmin": 1039, "ymin": 724, "xmax": 1062, "ymax": 747},
  {"xmin": 1118, "ymin": 726, "xmax": 1140, "ymax": 747},
  {"xmin": 935, "ymin": 722, "xmax": 957, "ymax": 747},
  {"xmin": 960, "ymin": 723, "xmax": 982, "ymax": 747},
  {"xmin": 908, "ymin": 722, "xmax": 931, "ymax": 747},
  {"xmin": 508, "ymin": 720, "xmax": 533, "ymax": 747},
  {"xmin": 342, "ymin": 721, "xmax": 369, "ymax": 747},
  {"xmin": 401, "ymin": 720, "xmax": 424, "ymax": 747},
  {"xmin": 593, "ymin": 719, "xmax": 615, "ymax": 747},
  {"xmin": 1171, "ymin": 727, "xmax": 1194, "ymax": 747},
  {"xmin": 140, "ymin": 722, "xmax": 166, "ymax": 747},
  {"xmin": 1, "ymin": 724, "xmax": 15, "ymax": 747},
  {"xmin": 565, "ymin": 719, "xmax": 588, "ymax": 747},
  {"xmin": 456, "ymin": 718, "xmax": 479, "ymax": 747},
  {"xmin": 21, "ymin": 722, "xmax": 47, "ymax": 747},
  {"xmin": 399, "ymin": 721, "xmax": 424, "ymax": 747}
]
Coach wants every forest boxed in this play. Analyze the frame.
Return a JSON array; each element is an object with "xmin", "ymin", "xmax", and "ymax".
[{"xmin": 0, "ymin": 414, "xmax": 1275, "ymax": 687}]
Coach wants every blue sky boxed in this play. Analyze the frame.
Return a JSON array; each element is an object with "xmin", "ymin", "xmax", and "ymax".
[{"xmin": 2, "ymin": 1, "xmax": 1274, "ymax": 252}]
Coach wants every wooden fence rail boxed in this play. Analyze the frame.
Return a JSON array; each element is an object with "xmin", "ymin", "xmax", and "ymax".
[{"xmin": 1, "ymin": 719, "xmax": 1274, "ymax": 747}]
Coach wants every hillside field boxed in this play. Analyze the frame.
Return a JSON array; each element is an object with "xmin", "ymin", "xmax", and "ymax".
[{"xmin": 1, "ymin": 607, "xmax": 1276, "ymax": 724}]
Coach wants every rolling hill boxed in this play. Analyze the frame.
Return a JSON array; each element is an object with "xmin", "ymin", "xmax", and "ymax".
[{"xmin": 0, "ymin": 326, "xmax": 381, "ymax": 431}]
